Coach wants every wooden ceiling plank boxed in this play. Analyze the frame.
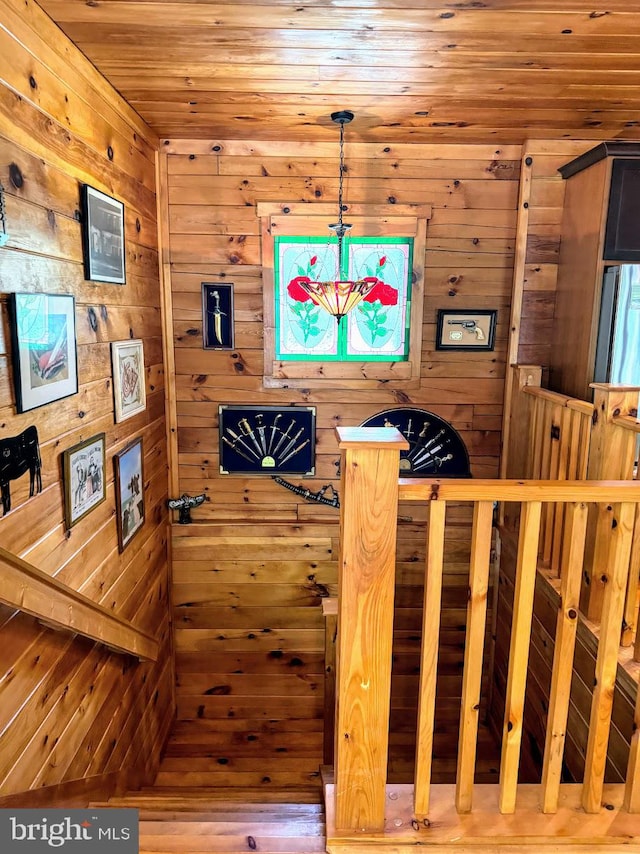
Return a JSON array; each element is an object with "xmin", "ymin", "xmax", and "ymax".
[{"xmin": 36, "ymin": 4, "xmax": 640, "ymax": 37}]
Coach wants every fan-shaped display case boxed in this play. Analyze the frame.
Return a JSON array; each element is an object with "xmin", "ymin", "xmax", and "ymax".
[{"xmin": 359, "ymin": 407, "xmax": 471, "ymax": 477}]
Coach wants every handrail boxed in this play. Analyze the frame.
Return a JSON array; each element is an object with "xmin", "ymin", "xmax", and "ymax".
[
  {"xmin": 0, "ymin": 546, "xmax": 158, "ymax": 661},
  {"xmin": 612, "ymin": 413, "xmax": 640, "ymax": 434},
  {"xmin": 398, "ymin": 478, "xmax": 640, "ymax": 503},
  {"xmin": 522, "ymin": 384, "xmax": 595, "ymax": 416}
]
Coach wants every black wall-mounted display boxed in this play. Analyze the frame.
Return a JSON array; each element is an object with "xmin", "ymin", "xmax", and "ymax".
[
  {"xmin": 603, "ymin": 159, "xmax": 640, "ymax": 261},
  {"xmin": 219, "ymin": 404, "xmax": 316, "ymax": 476},
  {"xmin": 359, "ymin": 407, "xmax": 471, "ymax": 477},
  {"xmin": 202, "ymin": 282, "xmax": 234, "ymax": 349}
]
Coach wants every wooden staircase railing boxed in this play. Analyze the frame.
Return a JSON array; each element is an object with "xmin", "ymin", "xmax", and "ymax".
[
  {"xmin": 333, "ymin": 427, "xmax": 640, "ymax": 836},
  {"xmin": 505, "ymin": 367, "xmax": 640, "ymax": 656},
  {"xmin": 0, "ymin": 545, "xmax": 158, "ymax": 661}
]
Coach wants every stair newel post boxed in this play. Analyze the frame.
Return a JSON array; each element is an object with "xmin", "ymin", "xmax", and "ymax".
[{"xmin": 333, "ymin": 426, "xmax": 408, "ymax": 834}]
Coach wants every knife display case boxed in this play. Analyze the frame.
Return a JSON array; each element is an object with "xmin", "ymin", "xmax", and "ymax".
[
  {"xmin": 218, "ymin": 404, "xmax": 316, "ymax": 476},
  {"xmin": 203, "ymin": 282, "xmax": 234, "ymax": 350}
]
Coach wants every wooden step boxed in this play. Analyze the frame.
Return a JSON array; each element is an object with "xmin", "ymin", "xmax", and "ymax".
[{"xmin": 93, "ymin": 789, "xmax": 327, "ymax": 854}]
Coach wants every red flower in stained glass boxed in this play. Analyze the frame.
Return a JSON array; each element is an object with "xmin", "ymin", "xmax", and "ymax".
[
  {"xmin": 362, "ymin": 278, "xmax": 398, "ymax": 306},
  {"xmin": 287, "ymin": 276, "xmax": 317, "ymax": 303}
]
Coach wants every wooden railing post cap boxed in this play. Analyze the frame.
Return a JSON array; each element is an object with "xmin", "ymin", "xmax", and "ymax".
[
  {"xmin": 589, "ymin": 382, "xmax": 640, "ymax": 392},
  {"xmin": 335, "ymin": 425, "xmax": 409, "ymax": 450}
]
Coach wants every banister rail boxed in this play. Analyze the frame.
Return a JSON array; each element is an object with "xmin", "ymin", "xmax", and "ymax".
[
  {"xmin": 334, "ymin": 426, "xmax": 640, "ymax": 837},
  {"xmin": 0, "ymin": 546, "xmax": 159, "ymax": 661}
]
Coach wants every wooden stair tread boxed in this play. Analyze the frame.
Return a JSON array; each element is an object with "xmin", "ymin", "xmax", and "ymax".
[
  {"xmin": 140, "ymin": 819, "xmax": 324, "ymax": 836},
  {"xmin": 134, "ymin": 810, "xmax": 322, "ymax": 822},
  {"xmin": 134, "ymin": 786, "xmax": 321, "ymax": 799},
  {"xmin": 139, "ymin": 843, "xmax": 325, "ymax": 854},
  {"xmin": 98, "ymin": 798, "xmax": 323, "ymax": 814}
]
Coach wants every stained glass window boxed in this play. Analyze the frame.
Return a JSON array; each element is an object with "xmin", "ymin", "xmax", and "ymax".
[{"xmin": 274, "ymin": 236, "xmax": 413, "ymax": 361}]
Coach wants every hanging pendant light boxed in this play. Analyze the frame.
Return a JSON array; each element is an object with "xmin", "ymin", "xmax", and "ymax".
[{"xmin": 297, "ymin": 110, "xmax": 380, "ymax": 322}]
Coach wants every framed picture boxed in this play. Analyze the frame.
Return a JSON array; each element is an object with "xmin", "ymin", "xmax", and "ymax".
[
  {"xmin": 436, "ymin": 309, "xmax": 497, "ymax": 351},
  {"xmin": 111, "ymin": 339, "xmax": 146, "ymax": 422},
  {"xmin": 219, "ymin": 404, "xmax": 316, "ymax": 476},
  {"xmin": 81, "ymin": 184, "xmax": 126, "ymax": 284},
  {"xmin": 114, "ymin": 437, "xmax": 144, "ymax": 551},
  {"xmin": 202, "ymin": 282, "xmax": 234, "ymax": 349},
  {"xmin": 63, "ymin": 433, "xmax": 106, "ymax": 529},
  {"xmin": 9, "ymin": 292, "xmax": 78, "ymax": 413}
]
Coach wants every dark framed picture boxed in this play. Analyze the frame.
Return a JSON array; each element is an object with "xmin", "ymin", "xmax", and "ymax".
[
  {"xmin": 114, "ymin": 437, "xmax": 145, "ymax": 551},
  {"xmin": 81, "ymin": 184, "xmax": 126, "ymax": 284},
  {"xmin": 9, "ymin": 292, "xmax": 78, "ymax": 413},
  {"xmin": 203, "ymin": 282, "xmax": 234, "ymax": 349},
  {"xmin": 111, "ymin": 339, "xmax": 146, "ymax": 422},
  {"xmin": 63, "ymin": 433, "xmax": 106, "ymax": 529},
  {"xmin": 436, "ymin": 309, "xmax": 497, "ymax": 351},
  {"xmin": 219, "ymin": 404, "xmax": 316, "ymax": 476}
]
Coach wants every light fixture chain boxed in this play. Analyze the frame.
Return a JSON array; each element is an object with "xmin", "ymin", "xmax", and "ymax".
[{"xmin": 337, "ymin": 119, "xmax": 345, "ymax": 273}]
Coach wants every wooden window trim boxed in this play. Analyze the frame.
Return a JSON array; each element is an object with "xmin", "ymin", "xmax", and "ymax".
[{"xmin": 259, "ymin": 203, "xmax": 431, "ymax": 389}]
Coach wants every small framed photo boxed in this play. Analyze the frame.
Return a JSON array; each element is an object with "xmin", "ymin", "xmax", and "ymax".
[
  {"xmin": 114, "ymin": 437, "xmax": 144, "ymax": 551},
  {"xmin": 63, "ymin": 433, "xmax": 106, "ymax": 529},
  {"xmin": 202, "ymin": 282, "xmax": 234, "ymax": 349},
  {"xmin": 219, "ymin": 404, "xmax": 316, "ymax": 476},
  {"xmin": 436, "ymin": 309, "xmax": 497, "ymax": 351},
  {"xmin": 9, "ymin": 292, "xmax": 78, "ymax": 413},
  {"xmin": 81, "ymin": 184, "xmax": 126, "ymax": 284},
  {"xmin": 111, "ymin": 339, "xmax": 146, "ymax": 422}
]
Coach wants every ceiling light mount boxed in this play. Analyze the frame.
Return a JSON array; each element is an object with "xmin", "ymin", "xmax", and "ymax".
[{"xmin": 330, "ymin": 109, "xmax": 354, "ymax": 126}]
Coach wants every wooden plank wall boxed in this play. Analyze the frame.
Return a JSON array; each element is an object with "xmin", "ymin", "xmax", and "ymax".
[
  {"xmin": 160, "ymin": 139, "xmax": 520, "ymax": 788},
  {"xmin": 0, "ymin": 0, "xmax": 173, "ymax": 803},
  {"xmin": 516, "ymin": 140, "xmax": 597, "ymax": 369}
]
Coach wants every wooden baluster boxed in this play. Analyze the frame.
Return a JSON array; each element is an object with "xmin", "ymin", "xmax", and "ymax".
[
  {"xmin": 542, "ymin": 403, "xmax": 562, "ymax": 566},
  {"xmin": 499, "ymin": 500, "xmax": 542, "ymax": 814},
  {"xmin": 622, "ymin": 511, "xmax": 640, "ymax": 648},
  {"xmin": 455, "ymin": 500, "xmax": 494, "ymax": 814},
  {"xmin": 624, "ymin": 671, "xmax": 640, "ymax": 812},
  {"xmin": 414, "ymin": 497, "xmax": 446, "ymax": 818},
  {"xmin": 577, "ymin": 406, "xmax": 592, "ymax": 478},
  {"xmin": 322, "ymin": 597, "xmax": 338, "ymax": 766},
  {"xmin": 583, "ymin": 501, "xmax": 636, "ymax": 813},
  {"xmin": 541, "ymin": 501, "xmax": 588, "ymax": 813},
  {"xmin": 529, "ymin": 396, "xmax": 545, "ymax": 481},
  {"xmin": 550, "ymin": 407, "xmax": 572, "ymax": 576},
  {"xmin": 333, "ymin": 426, "xmax": 408, "ymax": 833}
]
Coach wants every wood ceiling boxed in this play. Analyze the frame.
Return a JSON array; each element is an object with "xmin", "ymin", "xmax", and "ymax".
[{"xmin": 37, "ymin": 0, "xmax": 640, "ymax": 143}]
